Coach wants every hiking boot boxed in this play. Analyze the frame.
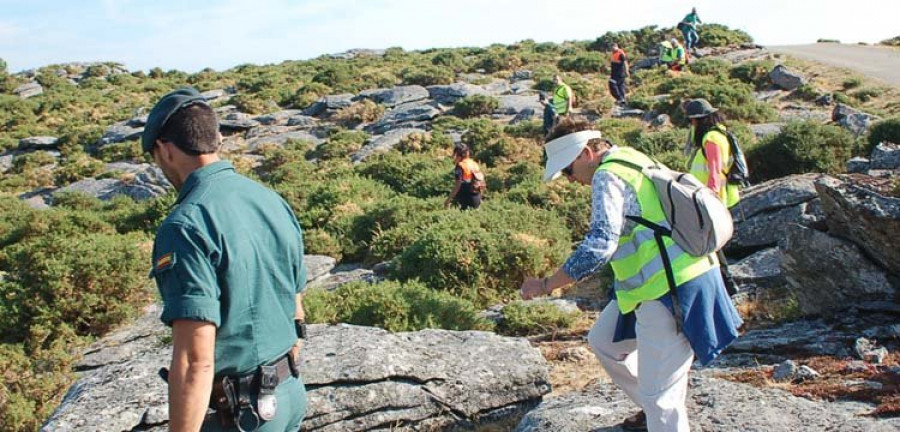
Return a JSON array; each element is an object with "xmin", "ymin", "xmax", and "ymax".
[{"xmin": 621, "ymin": 410, "xmax": 647, "ymax": 431}]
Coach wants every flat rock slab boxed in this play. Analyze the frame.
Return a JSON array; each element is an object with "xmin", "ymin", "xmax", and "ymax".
[
  {"xmin": 515, "ymin": 373, "xmax": 899, "ymax": 432},
  {"xmin": 352, "ymin": 128, "xmax": 425, "ymax": 163},
  {"xmin": 359, "ymin": 85, "xmax": 429, "ymax": 108},
  {"xmin": 43, "ymin": 316, "xmax": 550, "ymax": 432}
]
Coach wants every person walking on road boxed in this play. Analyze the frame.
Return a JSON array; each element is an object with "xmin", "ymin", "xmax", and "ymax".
[
  {"xmin": 609, "ymin": 42, "xmax": 630, "ymax": 106},
  {"xmin": 520, "ymin": 117, "xmax": 742, "ymax": 431}
]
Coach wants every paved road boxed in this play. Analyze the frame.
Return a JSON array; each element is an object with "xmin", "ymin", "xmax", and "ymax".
[{"xmin": 768, "ymin": 43, "xmax": 900, "ymax": 87}]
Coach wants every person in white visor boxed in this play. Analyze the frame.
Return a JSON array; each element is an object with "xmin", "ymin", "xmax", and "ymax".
[{"xmin": 520, "ymin": 117, "xmax": 742, "ymax": 432}]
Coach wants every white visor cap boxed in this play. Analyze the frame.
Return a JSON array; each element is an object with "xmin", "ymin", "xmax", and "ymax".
[{"xmin": 542, "ymin": 130, "xmax": 603, "ymax": 182}]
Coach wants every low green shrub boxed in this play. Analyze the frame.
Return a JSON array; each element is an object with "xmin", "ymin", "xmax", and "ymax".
[
  {"xmin": 332, "ymin": 100, "xmax": 384, "ymax": 127},
  {"xmin": 400, "ymin": 65, "xmax": 454, "ymax": 86},
  {"xmin": 304, "ymin": 280, "xmax": 493, "ymax": 332},
  {"xmin": 558, "ymin": 53, "xmax": 604, "ymax": 74},
  {"xmin": 504, "ymin": 120, "xmax": 546, "ymax": 141},
  {"xmin": 356, "ymin": 152, "xmax": 453, "ymax": 198},
  {"xmin": 698, "ymin": 24, "xmax": 753, "ymax": 47},
  {"xmin": 97, "ymin": 141, "xmax": 144, "ymax": 162},
  {"xmin": 842, "ymin": 77, "xmax": 863, "ymax": 90},
  {"xmin": 303, "ymin": 228, "xmax": 343, "ymax": 260},
  {"xmin": 656, "ymin": 74, "xmax": 777, "ymax": 123},
  {"xmin": 497, "ymin": 300, "xmax": 580, "ymax": 336},
  {"xmin": 748, "ymin": 120, "xmax": 858, "ymax": 182},
  {"xmin": 851, "ymin": 87, "xmax": 884, "ymax": 103},
  {"xmin": 454, "ymin": 95, "xmax": 499, "ymax": 118},
  {"xmin": 474, "ymin": 51, "xmax": 522, "ymax": 73},
  {"xmin": 391, "ymin": 200, "xmax": 571, "ymax": 307},
  {"xmin": 867, "ymin": 116, "xmax": 900, "ymax": 153},
  {"xmin": 793, "ymin": 84, "xmax": 822, "ymax": 102},
  {"xmin": 729, "ymin": 60, "xmax": 775, "ymax": 90},
  {"xmin": 689, "ymin": 58, "xmax": 731, "ymax": 78},
  {"xmin": 310, "ymin": 130, "xmax": 369, "ymax": 160}
]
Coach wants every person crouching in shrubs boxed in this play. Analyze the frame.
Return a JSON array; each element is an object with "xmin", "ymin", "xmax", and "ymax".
[
  {"xmin": 519, "ymin": 117, "xmax": 742, "ymax": 432},
  {"xmin": 445, "ymin": 143, "xmax": 485, "ymax": 210}
]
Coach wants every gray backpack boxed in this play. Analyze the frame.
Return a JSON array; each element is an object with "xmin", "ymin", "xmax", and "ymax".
[{"xmin": 605, "ymin": 159, "xmax": 734, "ymax": 257}]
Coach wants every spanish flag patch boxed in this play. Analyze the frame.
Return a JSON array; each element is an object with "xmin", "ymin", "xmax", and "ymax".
[{"xmin": 155, "ymin": 253, "xmax": 175, "ymax": 271}]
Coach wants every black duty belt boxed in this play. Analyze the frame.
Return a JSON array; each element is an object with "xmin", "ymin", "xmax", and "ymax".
[{"xmin": 207, "ymin": 351, "xmax": 300, "ymax": 431}]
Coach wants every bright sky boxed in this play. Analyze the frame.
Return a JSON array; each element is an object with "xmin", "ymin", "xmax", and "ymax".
[{"xmin": 2, "ymin": 0, "xmax": 898, "ymax": 73}]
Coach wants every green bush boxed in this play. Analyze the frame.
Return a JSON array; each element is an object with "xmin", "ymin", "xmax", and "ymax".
[
  {"xmin": 454, "ymin": 95, "xmax": 499, "ymax": 118},
  {"xmin": 356, "ymin": 152, "xmax": 453, "ymax": 198},
  {"xmin": 350, "ymin": 195, "xmax": 443, "ymax": 264},
  {"xmin": 304, "ymin": 280, "xmax": 493, "ymax": 332},
  {"xmin": 851, "ymin": 87, "xmax": 884, "ymax": 103},
  {"xmin": 401, "ymin": 65, "xmax": 454, "ymax": 86},
  {"xmin": 311, "ymin": 129, "xmax": 369, "ymax": 160},
  {"xmin": 748, "ymin": 120, "xmax": 858, "ymax": 182},
  {"xmin": 842, "ymin": 77, "xmax": 863, "ymax": 90},
  {"xmin": 332, "ymin": 100, "xmax": 385, "ymax": 127},
  {"xmin": 497, "ymin": 300, "xmax": 580, "ymax": 336},
  {"xmin": 228, "ymin": 93, "xmax": 269, "ymax": 115},
  {"xmin": 729, "ymin": 60, "xmax": 775, "ymax": 90},
  {"xmin": 793, "ymin": 84, "xmax": 822, "ymax": 102},
  {"xmin": 432, "ymin": 51, "xmax": 466, "ymax": 69},
  {"xmin": 504, "ymin": 120, "xmax": 546, "ymax": 141},
  {"xmin": 558, "ymin": 53, "xmax": 604, "ymax": 73},
  {"xmin": 656, "ymin": 74, "xmax": 777, "ymax": 123},
  {"xmin": 689, "ymin": 58, "xmax": 731, "ymax": 78},
  {"xmin": 395, "ymin": 131, "xmax": 453, "ymax": 154},
  {"xmin": 475, "ymin": 51, "xmax": 522, "ymax": 73},
  {"xmin": 698, "ymin": 24, "xmax": 753, "ymax": 47},
  {"xmin": 867, "ymin": 116, "xmax": 900, "ymax": 153},
  {"xmin": 0, "ymin": 230, "xmax": 151, "ymax": 341},
  {"xmin": 596, "ymin": 118, "xmax": 644, "ymax": 144},
  {"xmin": 303, "ymin": 228, "xmax": 343, "ymax": 260},
  {"xmin": 392, "ymin": 200, "xmax": 571, "ymax": 307}
]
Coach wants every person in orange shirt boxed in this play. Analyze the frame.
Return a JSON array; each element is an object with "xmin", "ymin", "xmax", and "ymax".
[
  {"xmin": 608, "ymin": 42, "xmax": 630, "ymax": 106},
  {"xmin": 445, "ymin": 143, "xmax": 485, "ymax": 210}
]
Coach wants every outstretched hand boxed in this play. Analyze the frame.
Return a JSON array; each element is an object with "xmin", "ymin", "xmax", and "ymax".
[{"xmin": 519, "ymin": 277, "xmax": 546, "ymax": 300}]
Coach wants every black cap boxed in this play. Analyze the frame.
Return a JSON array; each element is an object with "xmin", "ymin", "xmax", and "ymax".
[
  {"xmin": 683, "ymin": 98, "xmax": 718, "ymax": 119},
  {"xmin": 142, "ymin": 87, "xmax": 208, "ymax": 153}
]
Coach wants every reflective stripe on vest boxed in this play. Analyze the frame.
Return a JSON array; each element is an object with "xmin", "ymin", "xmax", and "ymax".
[
  {"xmin": 553, "ymin": 84, "xmax": 570, "ymax": 114},
  {"xmin": 689, "ymin": 128, "xmax": 740, "ymax": 207},
  {"xmin": 599, "ymin": 147, "xmax": 718, "ymax": 314}
]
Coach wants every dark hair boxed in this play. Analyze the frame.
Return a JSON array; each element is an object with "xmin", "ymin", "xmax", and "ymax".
[
  {"xmin": 692, "ymin": 112, "xmax": 726, "ymax": 148},
  {"xmin": 157, "ymin": 103, "xmax": 220, "ymax": 155},
  {"xmin": 453, "ymin": 143, "xmax": 470, "ymax": 157},
  {"xmin": 546, "ymin": 116, "xmax": 609, "ymax": 151}
]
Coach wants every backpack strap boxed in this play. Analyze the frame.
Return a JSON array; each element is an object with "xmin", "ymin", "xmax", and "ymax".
[{"xmin": 601, "ymin": 158, "xmax": 684, "ymax": 333}]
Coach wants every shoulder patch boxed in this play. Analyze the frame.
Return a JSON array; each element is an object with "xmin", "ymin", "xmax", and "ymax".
[{"xmin": 155, "ymin": 253, "xmax": 176, "ymax": 272}]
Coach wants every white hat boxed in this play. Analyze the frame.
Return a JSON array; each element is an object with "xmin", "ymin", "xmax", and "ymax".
[
  {"xmin": 671, "ymin": 38, "xmax": 680, "ymax": 45},
  {"xmin": 543, "ymin": 130, "xmax": 603, "ymax": 182}
]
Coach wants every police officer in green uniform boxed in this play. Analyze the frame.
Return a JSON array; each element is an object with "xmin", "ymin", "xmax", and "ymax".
[{"xmin": 144, "ymin": 87, "xmax": 308, "ymax": 432}]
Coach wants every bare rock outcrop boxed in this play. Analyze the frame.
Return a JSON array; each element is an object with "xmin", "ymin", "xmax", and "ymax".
[{"xmin": 42, "ymin": 309, "xmax": 550, "ymax": 432}]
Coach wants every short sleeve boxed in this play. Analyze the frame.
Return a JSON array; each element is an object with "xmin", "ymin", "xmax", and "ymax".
[{"xmin": 151, "ymin": 222, "xmax": 221, "ymax": 327}]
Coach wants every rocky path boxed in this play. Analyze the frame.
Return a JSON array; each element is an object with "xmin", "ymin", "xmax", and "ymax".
[{"xmin": 769, "ymin": 43, "xmax": 900, "ymax": 87}]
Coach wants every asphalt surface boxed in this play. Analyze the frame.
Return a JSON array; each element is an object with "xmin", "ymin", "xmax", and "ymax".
[{"xmin": 768, "ymin": 43, "xmax": 900, "ymax": 87}]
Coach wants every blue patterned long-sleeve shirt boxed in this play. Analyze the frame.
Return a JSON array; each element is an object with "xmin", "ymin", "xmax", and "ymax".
[{"xmin": 562, "ymin": 147, "xmax": 642, "ymax": 280}]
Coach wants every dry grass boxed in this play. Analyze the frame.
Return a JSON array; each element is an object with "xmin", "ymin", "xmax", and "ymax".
[{"xmin": 720, "ymin": 353, "xmax": 900, "ymax": 418}]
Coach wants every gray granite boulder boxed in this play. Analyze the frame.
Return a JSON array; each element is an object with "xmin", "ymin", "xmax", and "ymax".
[
  {"xmin": 515, "ymin": 373, "xmax": 896, "ymax": 432},
  {"xmin": 53, "ymin": 164, "xmax": 171, "ymax": 202},
  {"xmin": 781, "ymin": 224, "xmax": 895, "ymax": 316},
  {"xmin": 427, "ymin": 83, "xmax": 489, "ymax": 105},
  {"xmin": 98, "ymin": 122, "xmax": 144, "ymax": 146},
  {"xmin": 306, "ymin": 265, "xmax": 377, "ymax": 291},
  {"xmin": 368, "ymin": 104, "xmax": 439, "ymax": 135},
  {"xmin": 254, "ymin": 109, "xmax": 304, "ymax": 126},
  {"xmin": 219, "ymin": 112, "xmax": 261, "ymax": 131},
  {"xmin": 631, "ymin": 57, "xmax": 658, "ymax": 71},
  {"xmin": 14, "ymin": 82, "xmax": 43, "ymax": 99},
  {"xmin": 731, "ymin": 247, "xmax": 786, "ymax": 293},
  {"xmin": 511, "ymin": 70, "xmax": 533, "ymax": 81},
  {"xmin": 846, "ymin": 157, "xmax": 871, "ymax": 173},
  {"xmin": 734, "ymin": 174, "xmax": 822, "ymax": 221},
  {"xmin": 870, "ymin": 142, "xmax": 900, "ymax": 170},
  {"xmin": 358, "ymin": 85, "xmax": 429, "ymax": 107},
  {"xmin": 832, "ymin": 104, "xmax": 880, "ymax": 135},
  {"xmin": 286, "ymin": 115, "xmax": 318, "ymax": 128},
  {"xmin": 611, "ymin": 106, "xmax": 645, "ymax": 118},
  {"xmin": 816, "ymin": 175, "xmax": 900, "ymax": 276},
  {"xmin": 0, "ymin": 152, "xmax": 14, "ymax": 173},
  {"xmin": 750, "ymin": 123, "xmax": 785, "ymax": 139},
  {"xmin": 18, "ymin": 136, "xmax": 59, "ymax": 151},
  {"xmin": 303, "ymin": 94, "xmax": 357, "ymax": 116},
  {"xmin": 245, "ymin": 128, "xmax": 324, "ymax": 153},
  {"xmin": 482, "ymin": 80, "xmax": 511, "ymax": 96},
  {"xmin": 770, "ymin": 65, "xmax": 806, "ymax": 90},
  {"xmin": 304, "ymin": 255, "xmax": 338, "ymax": 283},
  {"xmin": 510, "ymin": 80, "xmax": 537, "ymax": 95},
  {"xmin": 200, "ymin": 89, "xmax": 228, "ymax": 102},
  {"xmin": 351, "ymin": 128, "xmax": 425, "ymax": 163},
  {"xmin": 42, "ymin": 313, "xmax": 550, "ymax": 432},
  {"xmin": 496, "ymin": 95, "xmax": 542, "ymax": 115}
]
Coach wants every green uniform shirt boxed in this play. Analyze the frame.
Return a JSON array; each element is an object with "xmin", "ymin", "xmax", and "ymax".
[{"xmin": 151, "ymin": 161, "xmax": 307, "ymax": 377}]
